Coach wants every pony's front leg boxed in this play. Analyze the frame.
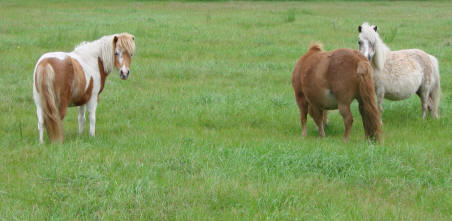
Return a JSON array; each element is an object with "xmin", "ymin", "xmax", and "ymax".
[
  {"xmin": 377, "ymin": 93, "xmax": 384, "ymax": 114},
  {"xmin": 418, "ymin": 89, "xmax": 429, "ymax": 119},
  {"xmin": 376, "ymin": 90, "xmax": 384, "ymax": 124},
  {"xmin": 87, "ymin": 99, "xmax": 98, "ymax": 137},
  {"xmin": 78, "ymin": 105, "xmax": 86, "ymax": 134}
]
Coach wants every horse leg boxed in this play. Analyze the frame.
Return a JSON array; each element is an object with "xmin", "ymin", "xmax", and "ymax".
[
  {"xmin": 323, "ymin": 111, "xmax": 328, "ymax": 127},
  {"xmin": 376, "ymin": 90, "xmax": 384, "ymax": 125},
  {"xmin": 87, "ymin": 98, "xmax": 98, "ymax": 136},
  {"xmin": 428, "ymin": 81, "xmax": 440, "ymax": 119},
  {"xmin": 36, "ymin": 106, "xmax": 44, "ymax": 144},
  {"xmin": 295, "ymin": 95, "xmax": 308, "ymax": 136},
  {"xmin": 78, "ymin": 105, "xmax": 86, "ymax": 134},
  {"xmin": 309, "ymin": 105, "xmax": 325, "ymax": 137},
  {"xmin": 417, "ymin": 89, "xmax": 429, "ymax": 119},
  {"xmin": 338, "ymin": 103, "xmax": 353, "ymax": 141}
]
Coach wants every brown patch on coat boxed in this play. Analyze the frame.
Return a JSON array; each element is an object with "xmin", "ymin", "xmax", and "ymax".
[
  {"xmin": 36, "ymin": 56, "xmax": 93, "ymax": 120},
  {"xmin": 70, "ymin": 58, "xmax": 94, "ymax": 106},
  {"xmin": 98, "ymin": 57, "xmax": 107, "ymax": 96},
  {"xmin": 292, "ymin": 43, "xmax": 381, "ymax": 142}
]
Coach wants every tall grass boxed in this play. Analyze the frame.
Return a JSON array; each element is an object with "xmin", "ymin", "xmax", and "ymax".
[{"xmin": 0, "ymin": 0, "xmax": 451, "ymax": 220}]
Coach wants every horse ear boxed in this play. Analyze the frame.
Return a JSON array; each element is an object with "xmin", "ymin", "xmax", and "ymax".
[
  {"xmin": 358, "ymin": 26, "xmax": 362, "ymax": 33},
  {"xmin": 373, "ymin": 26, "xmax": 377, "ymax": 32},
  {"xmin": 113, "ymin": 36, "xmax": 118, "ymax": 44}
]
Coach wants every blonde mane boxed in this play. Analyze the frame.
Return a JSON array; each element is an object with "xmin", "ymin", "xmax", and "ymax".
[
  {"xmin": 360, "ymin": 23, "xmax": 389, "ymax": 70},
  {"xmin": 73, "ymin": 33, "xmax": 135, "ymax": 74}
]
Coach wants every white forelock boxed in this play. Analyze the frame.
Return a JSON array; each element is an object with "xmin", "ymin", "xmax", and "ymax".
[{"xmin": 359, "ymin": 22, "xmax": 390, "ymax": 70}]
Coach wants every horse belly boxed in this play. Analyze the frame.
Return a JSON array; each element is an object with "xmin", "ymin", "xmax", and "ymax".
[
  {"xmin": 380, "ymin": 51, "xmax": 425, "ymax": 100},
  {"xmin": 382, "ymin": 73, "xmax": 422, "ymax": 100},
  {"xmin": 321, "ymin": 90, "xmax": 338, "ymax": 110}
]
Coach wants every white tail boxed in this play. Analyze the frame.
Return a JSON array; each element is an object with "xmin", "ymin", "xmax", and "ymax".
[{"xmin": 429, "ymin": 55, "xmax": 440, "ymax": 118}]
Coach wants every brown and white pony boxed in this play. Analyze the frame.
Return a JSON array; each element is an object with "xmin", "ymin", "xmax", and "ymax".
[
  {"xmin": 292, "ymin": 43, "xmax": 382, "ymax": 141},
  {"xmin": 33, "ymin": 33, "xmax": 135, "ymax": 143}
]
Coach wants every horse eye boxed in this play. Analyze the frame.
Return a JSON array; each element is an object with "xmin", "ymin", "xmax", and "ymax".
[{"xmin": 115, "ymin": 52, "xmax": 119, "ymax": 56}]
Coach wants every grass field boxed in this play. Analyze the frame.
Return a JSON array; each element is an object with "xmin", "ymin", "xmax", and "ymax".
[{"xmin": 1, "ymin": 0, "xmax": 451, "ymax": 220}]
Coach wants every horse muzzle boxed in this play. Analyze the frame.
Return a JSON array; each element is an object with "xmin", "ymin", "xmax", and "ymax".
[{"xmin": 120, "ymin": 70, "xmax": 129, "ymax": 80}]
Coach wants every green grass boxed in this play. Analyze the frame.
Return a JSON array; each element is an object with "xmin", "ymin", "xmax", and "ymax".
[{"xmin": 1, "ymin": 0, "xmax": 451, "ymax": 220}]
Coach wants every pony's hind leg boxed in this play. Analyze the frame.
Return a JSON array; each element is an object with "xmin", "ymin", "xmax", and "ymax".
[
  {"xmin": 295, "ymin": 95, "xmax": 309, "ymax": 136},
  {"xmin": 338, "ymin": 103, "xmax": 353, "ymax": 141},
  {"xmin": 309, "ymin": 105, "xmax": 325, "ymax": 137},
  {"xmin": 36, "ymin": 106, "xmax": 44, "ymax": 144},
  {"xmin": 430, "ymin": 80, "xmax": 440, "ymax": 119},
  {"xmin": 78, "ymin": 105, "xmax": 86, "ymax": 134},
  {"xmin": 417, "ymin": 89, "xmax": 429, "ymax": 119},
  {"xmin": 323, "ymin": 111, "xmax": 328, "ymax": 126}
]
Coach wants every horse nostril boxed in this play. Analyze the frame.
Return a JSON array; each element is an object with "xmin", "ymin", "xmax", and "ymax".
[
  {"xmin": 127, "ymin": 70, "xmax": 130, "ymax": 75},
  {"xmin": 120, "ymin": 70, "xmax": 123, "ymax": 75}
]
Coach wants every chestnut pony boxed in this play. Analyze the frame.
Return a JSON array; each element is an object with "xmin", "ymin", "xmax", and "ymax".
[
  {"xmin": 33, "ymin": 33, "xmax": 135, "ymax": 143},
  {"xmin": 292, "ymin": 43, "xmax": 381, "ymax": 141}
]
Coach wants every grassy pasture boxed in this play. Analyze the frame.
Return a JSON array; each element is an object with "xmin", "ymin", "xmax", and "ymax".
[{"xmin": 0, "ymin": 0, "xmax": 451, "ymax": 220}]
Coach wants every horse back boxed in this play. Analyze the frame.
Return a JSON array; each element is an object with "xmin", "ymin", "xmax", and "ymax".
[
  {"xmin": 35, "ymin": 56, "xmax": 94, "ymax": 108},
  {"xmin": 302, "ymin": 49, "xmax": 370, "ymax": 107}
]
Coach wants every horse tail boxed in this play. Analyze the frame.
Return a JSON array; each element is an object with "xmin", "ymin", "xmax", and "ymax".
[
  {"xmin": 356, "ymin": 61, "xmax": 381, "ymax": 142},
  {"xmin": 36, "ymin": 63, "xmax": 63, "ymax": 143},
  {"xmin": 429, "ymin": 55, "xmax": 440, "ymax": 118}
]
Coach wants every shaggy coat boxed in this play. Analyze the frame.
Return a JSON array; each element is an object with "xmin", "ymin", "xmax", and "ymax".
[
  {"xmin": 33, "ymin": 33, "xmax": 135, "ymax": 143},
  {"xmin": 292, "ymin": 44, "xmax": 381, "ymax": 141},
  {"xmin": 358, "ymin": 23, "xmax": 440, "ymax": 119}
]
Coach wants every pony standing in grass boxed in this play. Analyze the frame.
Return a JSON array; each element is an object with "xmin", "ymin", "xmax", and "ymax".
[
  {"xmin": 33, "ymin": 33, "xmax": 135, "ymax": 143},
  {"xmin": 358, "ymin": 23, "xmax": 441, "ymax": 119},
  {"xmin": 292, "ymin": 43, "xmax": 381, "ymax": 141}
]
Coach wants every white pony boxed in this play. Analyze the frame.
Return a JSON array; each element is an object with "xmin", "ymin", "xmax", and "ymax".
[
  {"xmin": 357, "ymin": 23, "xmax": 440, "ymax": 119},
  {"xmin": 33, "ymin": 33, "xmax": 135, "ymax": 143}
]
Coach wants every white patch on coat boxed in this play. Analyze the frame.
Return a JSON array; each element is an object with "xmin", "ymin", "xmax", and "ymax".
[{"xmin": 357, "ymin": 23, "xmax": 441, "ymax": 113}]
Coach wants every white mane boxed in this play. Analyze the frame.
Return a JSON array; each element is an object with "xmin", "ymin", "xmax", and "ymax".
[
  {"xmin": 73, "ymin": 35, "xmax": 116, "ymax": 74},
  {"xmin": 360, "ymin": 23, "xmax": 390, "ymax": 70}
]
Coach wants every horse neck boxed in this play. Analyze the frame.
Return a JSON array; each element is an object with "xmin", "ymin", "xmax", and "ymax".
[
  {"xmin": 373, "ymin": 37, "xmax": 390, "ymax": 70},
  {"xmin": 74, "ymin": 37, "xmax": 115, "ymax": 74}
]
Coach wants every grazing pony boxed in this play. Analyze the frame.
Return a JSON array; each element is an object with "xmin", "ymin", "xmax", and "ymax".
[
  {"xmin": 358, "ymin": 23, "xmax": 441, "ymax": 119},
  {"xmin": 33, "ymin": 33, "xmax": 135, "ymax": 143},
  {"xmin": 292, "ymin": 43, "xmax": 381, "ymax": 141}
]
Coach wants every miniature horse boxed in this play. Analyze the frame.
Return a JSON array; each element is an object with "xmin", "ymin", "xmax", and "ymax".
[
  {"xmin": 292, "ymin": 43, "xmax": 381, "ymax": 141},
  {"xmin": 358, "ymin": 23, "xmax": 440, "ymax": 119},
  {"xmin": 33, "ymin": 33, "xmax": 135, "ymax": 143}
]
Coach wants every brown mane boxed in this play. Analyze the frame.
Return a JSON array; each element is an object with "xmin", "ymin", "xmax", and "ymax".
[{"xmin": 308, "ymin": 43, "xmax": 323, "ymax": 52}]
